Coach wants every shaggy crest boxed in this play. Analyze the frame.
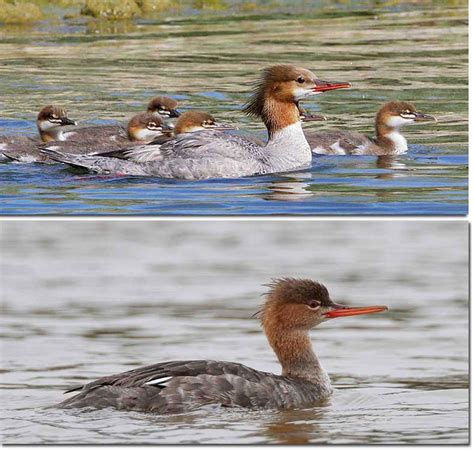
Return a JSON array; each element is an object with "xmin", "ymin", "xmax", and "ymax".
[
  {"xmin": 38, "ymin": 105, "xmax": 69, "ymax": 121},
  {"xmin": 147, "ymin": 96, "xmax": 178, "ymax": 112},
  {"xmin": 255, "ymin": 277, "xmax": 331, "ymax": 321},
  {"xmin": 243, "ymin": 65, "xmax": 311, "ymax": 136}
]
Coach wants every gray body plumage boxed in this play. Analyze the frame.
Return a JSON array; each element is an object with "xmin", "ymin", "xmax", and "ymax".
[
  {"xmin": 306, "ymin": 130, "xmax": 382, "ymax": 155},
  {"xmin": 1, "ymin": 125, "xmax": 128, "ymax": 163},
  {"xmin": 0, "ymin": 135, "xmax": 50, "ymax": 163},
  {"xmin": 59, "ymin": 360, "xmax": 331, "ymax": 413},
  {"xmin": 42, "ymin": 124, "xmax": 313, "ymax": 180}
]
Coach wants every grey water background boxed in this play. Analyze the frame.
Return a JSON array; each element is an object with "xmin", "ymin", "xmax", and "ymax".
[
  {"xmin": 0, "ymin": 1, "xmax": 468, "ymax": 215},
  {"xmin": 0, "ymin": 220, "xmax": 468, "ymax": 444}
]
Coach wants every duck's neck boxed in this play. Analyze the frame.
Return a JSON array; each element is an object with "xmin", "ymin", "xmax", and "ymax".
[
  {"xmin": 262, "ymin": 99, "xmax": 311, "ymax": 166},
  {"xmin": 265, "ymin": 326, "xmax": 330, "ymax": 386},
  {"xmin": 375, "ymin": 123, "xmax": 408, "ymax": 154},
  {"xmin": 39, "ymin": 128, "xmax": 65, "ymax": 143}
]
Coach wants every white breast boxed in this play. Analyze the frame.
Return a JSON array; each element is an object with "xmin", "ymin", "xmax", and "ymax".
[{"xmin": 385, "ymin": 130, "xmax": 408, "ymax": 153}]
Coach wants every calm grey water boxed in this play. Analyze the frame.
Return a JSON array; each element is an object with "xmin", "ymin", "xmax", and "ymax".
[
  {"xmin": 0, "ymin": 2, "xmax": 468, "ymax": 215},
  {"xmin": 0, "ymin": 221, "xmax": 468, "ymax": 444}
]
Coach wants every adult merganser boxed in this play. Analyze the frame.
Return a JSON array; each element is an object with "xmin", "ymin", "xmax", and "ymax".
[
  {"xmin": 147, "ymin": 96, "xmax": 181, "ymax": 120},
  {"xmin": 5, "ymin": 113, "xmax": 171, "ymax": 164},
  {"xmin": 58, "ymin": 278, "xmax": 387, "ymax": 413},
  {"xmin": 42, "ymin": 65, "xmax": 351, "ymax": 179},
  {"xmin": 0, "ymin": 105, "xmax": 76, "ymax": 163},
  {"xmin": 95, "ymin": 111, "xmax": 236, "ymax": 162},
  {"xmin": 305, "ymin": 101, "xmax": 436, "ymax": 155}
]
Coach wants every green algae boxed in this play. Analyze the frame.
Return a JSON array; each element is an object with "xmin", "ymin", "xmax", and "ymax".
[
  {"xmin": 0, "ymin": 0, "xmax": 43, "ymax": 23},
  {"xmin": 81, "ymin": 0, "xmax": 141, "ymax": 19}
]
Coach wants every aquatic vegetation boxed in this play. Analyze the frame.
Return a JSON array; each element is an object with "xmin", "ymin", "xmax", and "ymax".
[
  {"xmin": 81, "ymin": 0, "xmax": 141, "ymax": 19},
  {"xmin": 0, "ymin": 0, "xmax": 43, "ymax": 23}
]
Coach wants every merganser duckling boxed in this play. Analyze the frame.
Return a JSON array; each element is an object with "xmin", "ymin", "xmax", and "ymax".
[
  {"xmin": 5, "ymin": 113, "xmax": 171, "ymax": 164},
  {"xmin": 58, "ymin": 278, "xmax": 387, "ymax": 413},
  {"xmin": 306, "ymin": 101, "xmax": 436, "ymax": 156},
  {"xmin": 147, "ymin": 96, "xmax": 181, "ymax": 120},
  {"xmin": 41, "ymin": 65, "xmax": 351, "ymax": 179},
  {"xmin": 95, "ymin": 111, "xmax": 237, "ymax": 162},
  {"xmin": 0, "ymin": 105, "xmax": 76, "ymax": 163}
]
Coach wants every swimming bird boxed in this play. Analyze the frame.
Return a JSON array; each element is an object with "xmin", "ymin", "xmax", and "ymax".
[
  {"xmin": 306, "ymin": 101, "xmax": 436, "ymax": 155},
  {"xmin": 0, "ymin": 105, "xmax": 76, "ymax": 163},
  {"xmin": 41, "ymin": 65, "xmax": 351, "ymax": 179},
  {"xmin": 95, "ymin": 111, "xmax": 236, "ymax": 163},
  {"xmin": 58, "ymin": 278, "xmax": 387, "ymax": 413},
  {"xmin": 146, "ymin": 96, "xmax": 181, "ymax": 120},
  {"xmin": 6, "ymin": 113, "xmax": 171, "ymax": 164}
]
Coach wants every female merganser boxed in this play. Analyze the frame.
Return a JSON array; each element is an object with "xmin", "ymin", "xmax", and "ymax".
[
  {"xmin": 306, "ymin": 101, "xmax": 436, "ymax": 156},
  {"xmin": 0, "ymin": 105, "xmax": 76, "ymax": 162},
  {"xmin": 6, "ymin": 113, "xmax": 171, "ymax": 164},
  {"xmin": 95, "ymin": 111, "xmax": 236, "ymax": 162},
  {"xmin": 42, "ymin": 65, "xmax": 351, "ymax": 179},
  {"xmin": 58, "ymin": 278, "xmax": 387, "ymax": 413},
  {"xmin": 147, "ymin": 96, "xmax": 181, "ymax": 120}
]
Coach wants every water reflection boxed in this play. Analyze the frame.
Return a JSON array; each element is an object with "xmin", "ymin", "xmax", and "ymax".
[
  {"xmin": 261, "ymin": 406, "xmax": 328, "ymax": 444},
  {"xmin": 376, "ymin": 155, "xmax": 408, "ymax": 179}
]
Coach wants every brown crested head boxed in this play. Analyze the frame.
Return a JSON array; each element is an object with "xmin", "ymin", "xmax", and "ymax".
[
  {"xmin": 376, "ymin": 100, "xmax": 436, "ymax": 132},
  {"xmin": 174, "ymin": 110, "xmax": 236, "ymax": 135},
  {"xmin": 36, "ymin": 106, "xmax": 76, "ymax": 139},
  {"xmin": 147, "ymin": 96, "xmax": 180, "ymax": 118},
  {"xmin": 243, "ymin": 65, "xmax": 351, "ymax": 136},
  {"xmin": 257, "ymin": 278, "xmax": 334, "ymax": 331},
  {"xmin": 127, "ymin": 112, "xmax": 172, "ymax": 141},
  {"xmin": 243, "ymin": 65, "xmax": 317, "ymax": 123},
  {"xmin": 37, "ymin": 105, "xmax": 68, "ymax": 121},
  {"xmin": 37, "ymin": 105, "xmax": 75, "ymax": 125}
]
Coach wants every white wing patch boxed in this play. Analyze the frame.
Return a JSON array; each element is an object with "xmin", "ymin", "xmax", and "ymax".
[
  {"xmin": 145, "ymin": 376, "xmax": 173, "ymax": 387},
  {"xmin": 329, "ymin": 141, "xmax": 347, "ymax": 155}
]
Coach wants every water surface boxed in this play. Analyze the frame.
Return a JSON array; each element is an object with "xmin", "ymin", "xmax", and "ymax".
[
  {"xmin": 0, "ymin": 2, "xmax": 468, "ymax": 215},
  {"xmin": 0, "ymin": 221, "xmax": 468, "ymax": 444}
]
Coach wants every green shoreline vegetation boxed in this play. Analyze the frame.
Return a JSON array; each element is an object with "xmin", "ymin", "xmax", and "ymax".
[{"xmin": 0, "ymin": 0, "xmax": 467, "ymax": 24}]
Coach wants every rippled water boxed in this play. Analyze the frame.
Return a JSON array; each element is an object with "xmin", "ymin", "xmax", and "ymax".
[
  {"xmin": 0, "ymin": 2, "xmax": 468, "ymax": 215},
  {"xmin": 0, "ymin": 221, "xmax": 468, "ymax": 444}
]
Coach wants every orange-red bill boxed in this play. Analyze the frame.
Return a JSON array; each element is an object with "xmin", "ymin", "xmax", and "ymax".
[
  {"xmin": 325, "ymin": 305, "xmax": 388, "ymax": 318},
  {"xmin": 313, "ymin": 80, "xmax": 352, "ymax": 93}
]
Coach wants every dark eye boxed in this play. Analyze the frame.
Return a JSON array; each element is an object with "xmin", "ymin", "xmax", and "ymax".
[
  {"xmin": 296, "ymin": 76, "xmax": 305, "ymax": 84},
  {"xmin": 308, "ymin": 301, "xmax": 320, "ymax": 309}
]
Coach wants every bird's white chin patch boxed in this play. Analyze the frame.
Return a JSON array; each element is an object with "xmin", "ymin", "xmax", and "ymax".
[
  {"xmin": 38, "ymin": 120, "xmax": 60, "ymax": 131},
  {"xmin": 386, "ymin": 116, "xmax": 414, "ymax": 128},
  {"xmin": 293, "ymin": 87, "xmax": 316, "ymax": 100},
  {"xmin": 133, "ymin": 129, "xmax": 163, "ymax": 141}
]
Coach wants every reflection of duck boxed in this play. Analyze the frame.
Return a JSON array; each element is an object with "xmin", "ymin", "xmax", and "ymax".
[
  {"xmin": 262, "ymin": 406, "xmax": 327, "ymax": 444},
  {"xmin": 306, "ymin": 101, "xmax": 435, "ymax": 156},
  {"xmin": 0, "ymin": 105, "xmax": 76, "ymax": 163},
  {"xmin": 59, "ymin": 278, "xmax": 386, "ymax": 413},
  {"xmin": 262, "ymin": 175, "xmax": 314, "ymax": 202},
  {"xmin": 375, "ymin": 155, "xmax": 408, "ymax": 180},
  {"xmin": 43, "ymin": 65, "xmax": 351, "ymax": 179}
]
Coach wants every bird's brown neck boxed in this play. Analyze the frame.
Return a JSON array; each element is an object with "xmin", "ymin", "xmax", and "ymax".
[
  {"xmin": 264, "ymin": 322, "xmax": 322, "ymax": 383},
  {"xmin": 39, "ymin": 129, "xmax": 60, "ymax": 143},
  {"xmin": 262, "ymin": 97, "xmax": 301, "ymax": 139}
]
